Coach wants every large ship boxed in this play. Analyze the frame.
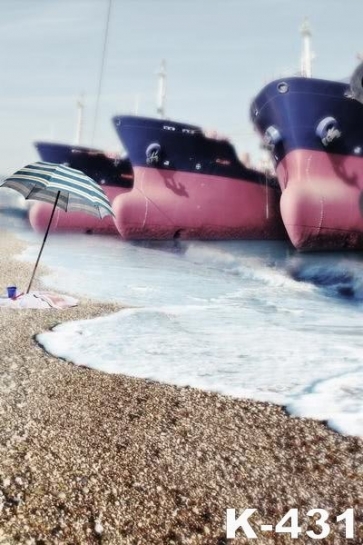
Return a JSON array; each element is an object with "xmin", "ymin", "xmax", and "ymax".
[
  {"xmin": 29, "ymin": 95, "xmax": 133, "ymax": 234},
  {"xmin": 111, "ymin": 115, "xmax": 286, "ymax": 240},
  {"xmin": 29, "ymin": 61, "xmax": 167, "ymax": 236},
  {"xmin": 250, "ymin": 20, "xmax": 363, "ymax": 251},
  {"xmin": 30, "ymin": 141, "xmax": 133, "ymax": 234}
]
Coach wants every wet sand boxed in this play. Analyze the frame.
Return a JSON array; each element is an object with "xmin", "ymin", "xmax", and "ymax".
[{"xmin": 0, "ymin": 231, "xmax": 362, "ymax": 544}]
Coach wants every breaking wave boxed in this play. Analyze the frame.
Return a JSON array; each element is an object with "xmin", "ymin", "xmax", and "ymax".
[{"xmin": 287, "ymin": 255, "xmax": 363, "ymax": 302}]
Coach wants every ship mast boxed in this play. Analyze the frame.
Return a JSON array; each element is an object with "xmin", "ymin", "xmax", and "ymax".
[
  {"xmin": 75, "ymin": 94, "xmax": 84, "ymax": 145},
  {"xmin": 156, "ymin": 59, "xmax": 167, "ymax": 118},
  {"xmin": 300, "ymin": 18, "xmax": 313, "ymax": 78}
]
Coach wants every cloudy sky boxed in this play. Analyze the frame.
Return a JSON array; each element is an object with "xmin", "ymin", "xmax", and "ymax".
[{"xmin": 1, "ymin": 0, "xmax": 363, "ymax": 175}]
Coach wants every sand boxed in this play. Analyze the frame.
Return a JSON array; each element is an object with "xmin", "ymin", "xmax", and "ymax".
[{"xmin": 0, "ymin": 230, "xmax": 362, "ymax": 544}]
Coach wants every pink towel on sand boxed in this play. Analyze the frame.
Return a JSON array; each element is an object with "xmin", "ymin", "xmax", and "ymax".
[{"xmin": 0, "ymin": 291, "xmax": 78, "ymax": 309}]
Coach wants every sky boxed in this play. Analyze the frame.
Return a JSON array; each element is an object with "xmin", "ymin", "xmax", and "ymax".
[{"xmin": 1, "ymin": 0, "xmax": 363, "ymax": 175}]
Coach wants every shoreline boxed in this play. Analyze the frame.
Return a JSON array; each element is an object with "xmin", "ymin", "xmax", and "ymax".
[{"xmin": 0, "ymin": 229, "xmax": 362, "ymax": 544}]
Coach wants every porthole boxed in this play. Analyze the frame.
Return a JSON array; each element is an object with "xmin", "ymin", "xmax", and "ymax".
[{"xmin": 277, "ymin": 82, "xmax": 289, "ymax": 94}]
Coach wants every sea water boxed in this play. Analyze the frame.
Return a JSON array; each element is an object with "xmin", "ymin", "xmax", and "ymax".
[{"xmin": 13, "ymin": 224, "xmax": 363, "ymax": 438}]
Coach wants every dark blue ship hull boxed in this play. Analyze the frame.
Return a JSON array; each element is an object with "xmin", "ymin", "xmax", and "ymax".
[
  {"xmin": 251, "ymin": 76, "xmax": 363, "ymax": 162},
  {"xmin": 35, "ymin": 142, "xmax": 133, "ymax": 188},
  {"xmin": 113, "ymin": 115, "xmax": 279, "ymax": 187}
]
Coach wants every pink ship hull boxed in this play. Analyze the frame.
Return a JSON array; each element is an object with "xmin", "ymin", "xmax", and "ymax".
[
  {"xmin": 28, "ymin": 186, "xmax": 130, "ymax": 234},
  {"xmin": 112, "ymin": 166, "xmax": 286, "ymax": 240},
  {"xmin": 277, "ymin": 150, "xmax": 363, "ymax": 251}
]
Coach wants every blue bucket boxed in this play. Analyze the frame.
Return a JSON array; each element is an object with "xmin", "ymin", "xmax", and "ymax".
[{"xmin": 7, "ymin": 286, "xmax": 17, "ymax": 298}]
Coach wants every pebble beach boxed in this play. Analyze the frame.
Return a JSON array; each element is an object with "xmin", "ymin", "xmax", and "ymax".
[{"xmin": 0, "ymin": 232, "xmax": 362, "ymax": 544}]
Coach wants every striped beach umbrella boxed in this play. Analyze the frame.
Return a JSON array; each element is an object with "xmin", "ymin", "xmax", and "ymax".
[
  {"xmin": 1, "ymin": 161, "xmax": 114, "ymax": 217},
  {"xmin": 0, "ymin": 161, "xmax": 115, "ymax": 293}
]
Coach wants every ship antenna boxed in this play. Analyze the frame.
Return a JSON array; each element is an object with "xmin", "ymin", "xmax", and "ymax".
[
  {"xmin": 91, "ymin": 0, "xmax": 112, "ymax": 145},
  {"xmin": 300, "ymin": 17, "xmax": 313, "ymax": 78},
  {"xmin": 75, "ymin": 93, "xmax": 84, "ymax": 145},
  {"xmin": 156, "ymin": 59, "xmax": 167, "ymax": 118}
]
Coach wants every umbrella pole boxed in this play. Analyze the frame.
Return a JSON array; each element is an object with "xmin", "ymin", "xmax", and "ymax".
[{"xmin": 26, "ymin": 191, "xmax": 60, "ymax": 294}]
